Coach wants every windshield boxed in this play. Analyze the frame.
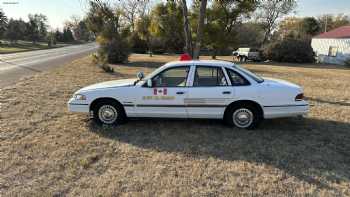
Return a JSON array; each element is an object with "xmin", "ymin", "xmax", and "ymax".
[
  {"xmin": 144, "ymin": 66, "xmax": 164, "ymax": 80},
  {"xmin": 234, "ymin": 65, "xmax": 264, "ymax": 83}
]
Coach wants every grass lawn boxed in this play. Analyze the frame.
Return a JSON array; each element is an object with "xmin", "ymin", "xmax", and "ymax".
[
  {"xmin": 0, "ymin": 40, "xmax": 69, "ymax": 54},
  {"xmin": 0, "ymin": 54, "xmax": 349, "ymax": 196}
]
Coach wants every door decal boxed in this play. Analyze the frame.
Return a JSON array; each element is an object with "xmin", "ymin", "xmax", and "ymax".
[
  {"xmin": 143, "ymin": 88, "xmax": 174, "ymax": 100},
  {"xmin": 153, "ymin": 88, "xmax": 167, "ymax": 96}
]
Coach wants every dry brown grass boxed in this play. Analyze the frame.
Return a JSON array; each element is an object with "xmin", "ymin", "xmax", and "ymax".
[{"xmin": 0, "ymin": 54, "xmax": 350, "ymax": 196}]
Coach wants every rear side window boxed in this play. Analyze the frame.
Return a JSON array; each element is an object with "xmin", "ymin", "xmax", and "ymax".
[
  {"xmin": 226, "ymin": 68, "xmax": 250, "ymax": 86},
  {"xmin": 194, "ymin": 66, "xmax": 227, "ymax": 87}
]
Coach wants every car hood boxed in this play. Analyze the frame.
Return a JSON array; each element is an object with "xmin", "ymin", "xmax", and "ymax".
[
  {"xmin": 78, "ymin": 78, "xmax": 136, "ymax": 92},
  {"xmin": 263, "ymin": 77, "xmax": 301, "ymax": 89}
]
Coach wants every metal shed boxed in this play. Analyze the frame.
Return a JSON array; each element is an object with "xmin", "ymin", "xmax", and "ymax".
[{"xmin": 311, "ymin": 26, "xmax": 350, "ymax": 65}]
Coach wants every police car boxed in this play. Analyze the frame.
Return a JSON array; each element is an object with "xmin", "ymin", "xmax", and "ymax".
[{"xmin": 68, "ymin": 60, "xmax": 308, "ymax": 129}]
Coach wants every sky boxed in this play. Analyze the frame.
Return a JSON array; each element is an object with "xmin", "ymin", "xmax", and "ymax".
[{"xmin": 1, "ymin": 0, "xmax": 350, "ymax": 29}]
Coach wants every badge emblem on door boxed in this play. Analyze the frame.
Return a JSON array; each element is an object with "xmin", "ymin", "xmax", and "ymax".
[{"xmin": 153, "ymin": 88, "xmax": 167, "ymax": 96}]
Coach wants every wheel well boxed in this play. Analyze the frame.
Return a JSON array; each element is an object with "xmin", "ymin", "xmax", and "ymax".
[
  {"xmin": 90, "ymin": 97, "xmax": 124, "ymax": 113},
  {"xmin": 224, "ymin": 100, "xmax": 264, "ymax": 119}
]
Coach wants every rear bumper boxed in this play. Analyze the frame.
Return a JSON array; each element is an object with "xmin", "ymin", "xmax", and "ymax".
[
  {"xmin": 263, "ymin": 104, "xmax": 309, "ymax": 119},
  {"xmin": 67, "ymin": 98, "xmax": 89, "ymax": 113}
]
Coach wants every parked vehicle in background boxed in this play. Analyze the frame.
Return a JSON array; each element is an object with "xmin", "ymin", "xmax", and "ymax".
[{"xmin": 233, "ymin": 48, "xmax": 263, "ymax": 62}]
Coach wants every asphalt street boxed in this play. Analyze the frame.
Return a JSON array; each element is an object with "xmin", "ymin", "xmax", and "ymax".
[{"xmin": 0, "ymin": 43, "xmax": 98, "ymax": 88}]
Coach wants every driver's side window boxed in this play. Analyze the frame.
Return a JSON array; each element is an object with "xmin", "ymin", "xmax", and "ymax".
[{"xmin": 152, "ymin": 66, "xmax": 190, "ymax": 87}]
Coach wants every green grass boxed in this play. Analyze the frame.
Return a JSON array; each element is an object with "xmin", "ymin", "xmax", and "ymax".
[{"xmin": 0, "ymin": 40, "xmax": 69, "ymax": 54}]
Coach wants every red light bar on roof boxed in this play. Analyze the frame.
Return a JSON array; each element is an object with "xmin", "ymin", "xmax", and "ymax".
[{"xmin": 180, "ymin": 53, "xmax": 192, "ymax": 61}]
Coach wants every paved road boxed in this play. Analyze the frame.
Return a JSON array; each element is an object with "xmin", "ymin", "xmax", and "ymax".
[{"xmin": 0, "ymin": 43, "xmax": 98, "ymax": 88}]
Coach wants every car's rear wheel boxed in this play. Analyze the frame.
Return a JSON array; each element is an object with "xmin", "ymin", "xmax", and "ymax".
[
  {"xmin": 225, "ymin": 104, "xmax": 261, "ymax": 129},
  {"xmin": 93, "ymin": 101, "xmax": 125, "ymax": 125}
]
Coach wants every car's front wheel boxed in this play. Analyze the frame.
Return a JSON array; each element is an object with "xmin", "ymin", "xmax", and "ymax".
[
  {"xmin": 93, "ymin": 101, "xmax": 125, "ymax": 125},
  {"xmin": 225, "ymin": 105, "xmax": 261, "ymax": 129}
]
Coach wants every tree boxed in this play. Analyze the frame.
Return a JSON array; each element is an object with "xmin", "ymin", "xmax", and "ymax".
[
  {"xmin": 257, "ymin": 0, "xmax": 297, "ymax": 45},
  {"xmin": 86, "ymin": 0, "xmax": 116, "ymax": 36},
  {"xmin": 63, "ymin": 27, "xmax": 75, "ymax": 42},
  {"xmin": 87, "ymin": 0, "xmax": 130, "ymax": 63},
  {"xmin": 301, "ymin": 17, "xmax": 321, "ymax": 36},
  {"xmin": 203, "ymin": 0, "xmax": 258, "ymax": 58},
  {"xmin": 26, "ymin": 14, "xmax": 48, "ymax": 43},
  {"xmin": 119, "ymin": 0, "xmax": 150, "ymax": 32},
  {"xmin": 264, "ymin": 38, "xmax": 314, "ymax": 63},
  {"xmin": 318, "ymin": 14, "xmax": 350, "ymax": 32},
  {"xmin": 135, "ymin": 14, "xmax": 153, "ymax": 56},
  {"xmin": 77, "ymin": 21, "xmax": 91, "ymax": 41},
  {"xmin": 235, "ymin": 22, "xmax": 265, "ymax": 48},
  {"xmin": 275, "ymin": 17, "xmax": 302, "ymax": 39},
  {"xmin": 180, "ymin": 0, "xmax": 193, "ymax": 57},
  {"xmin": 65, "ymin": 16, "xmax": 91, "ymax": 41},
  {"xmin": 192, "ymin": 0, "xmax": 207, "ymax": 59},
  {"xmin": 275, "ymin": 16, "xmax": 321, "ymax": 40},
  {"xmin": 5, "ymin": 19, "xmax": 26, "ymax": 43},
  {"xmin": 55, "ymin": 29, "xmax": 64, "ymax": 42},
  {"xmin": 0, "ymin": 9, "xmax": 7, "ymax": 39},
  {"xmin": 149, "ymin": 1, "xmax": 184, "ymax": 53},
  {"xmin": 46, "ymin": 31, "xmax": 57, "ymax": 47},
  {"xmin": 179, "ymin": 0, "xmax": 257, "ymax": 59}
]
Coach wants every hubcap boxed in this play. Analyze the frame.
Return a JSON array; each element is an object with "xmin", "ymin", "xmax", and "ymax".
[
  {"xmin": 98, "ymin": 105, "xmax": 118, "ymax": 124},
  {"xmin": 233, "ymin": 108, "xmax": 253, "ymax": 128}
]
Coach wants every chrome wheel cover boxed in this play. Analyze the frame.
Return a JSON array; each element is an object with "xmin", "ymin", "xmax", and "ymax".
[
  {"xmin": 98, "ymin": 105, "xmax": 118, "ymax": 124},
  {"xmin": 233, "ymin": 108, "xmax": 253, "ymax": 128}
]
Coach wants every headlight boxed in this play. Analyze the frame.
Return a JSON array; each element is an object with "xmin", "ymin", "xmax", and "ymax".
[{"xmin": 74, "ymin": 94, "xmax": 86, "ymax": 100}]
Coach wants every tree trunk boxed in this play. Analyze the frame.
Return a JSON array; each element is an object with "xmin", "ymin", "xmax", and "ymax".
[
  {"xmin": 212, "ymin": 48, "xmax": 217, "ymax": 59},
  {"xmin": 147, "ymin": 37, "xmax": 153, "ymax": 57},
  {"xmin": 193, "ymin": 0, "xmax": 207, "ymax": 60},
  {"xmin": 181, "ymin": 0, "xmax": 193, "ymax": 57},
  {"xmin": 262, "ymin": 28, "xmax": 271, "ymax": 46}
]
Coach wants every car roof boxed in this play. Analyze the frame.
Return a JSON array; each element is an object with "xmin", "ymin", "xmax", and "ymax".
[{"xmin": 163, "ymin": 60, "xmax": 236, "ymax": 68}]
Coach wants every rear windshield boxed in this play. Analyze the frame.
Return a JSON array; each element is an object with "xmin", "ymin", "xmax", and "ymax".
[{"xmin": 234, "ymin": 65, "xmax": 264, "ymax": 83}]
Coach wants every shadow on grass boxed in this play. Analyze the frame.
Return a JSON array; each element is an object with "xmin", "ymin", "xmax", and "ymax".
[
  {"xmin": 306, "ymin": 97, "xmax": 350, "ymax": 107},
  {"xmin": 87, "ymin": 117, "xmax": 350, "ymax": 193}
]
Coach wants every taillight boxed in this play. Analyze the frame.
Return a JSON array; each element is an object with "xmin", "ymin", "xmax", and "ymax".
[{"xmin": 295, "ymin": 93, "xmax": 304, "ymax": 101}]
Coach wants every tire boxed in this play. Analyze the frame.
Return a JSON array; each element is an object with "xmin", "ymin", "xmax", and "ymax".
[
  {"xmin": 92, "ymin": 100, "xmax": 126, "ymax": 125},
  {"xmin": 225, "ymin": 104, "xmax": 261, "ymax": 129}
]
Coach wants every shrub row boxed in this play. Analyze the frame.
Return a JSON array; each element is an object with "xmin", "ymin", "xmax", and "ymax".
[{"xmin": 264, "ymin": 38, "xmax": 315, "ymax": 63}]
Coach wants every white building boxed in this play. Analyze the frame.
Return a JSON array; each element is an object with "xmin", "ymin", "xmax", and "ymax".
[{"xmin": 311, "ymin": 26, "xmax": 350, "ymax": 65}]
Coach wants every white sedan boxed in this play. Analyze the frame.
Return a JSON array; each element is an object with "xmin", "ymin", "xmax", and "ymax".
[{"xmin": 68, "ymin": 60, "xmax": 308, "ymax": 129}]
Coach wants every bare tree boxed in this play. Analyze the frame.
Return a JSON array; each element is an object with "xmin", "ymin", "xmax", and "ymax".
[
  {"xmin": 180, "ymin": 0, "xmax": 193, "ymax": 57},
  {"xmin": 119, "ymin": 0, "xmax": 150, "ymax": 32},
  {"xmin": 193, "ymin": 0, "xmax": 208, "ymax": 59},
  {"xmin": 257, "ymin": 0, "xmax": 297, "ymax": 45}
]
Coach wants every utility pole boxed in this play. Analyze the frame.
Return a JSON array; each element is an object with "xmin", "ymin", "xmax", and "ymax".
[{"xmin": 324, "ymin": 15, "xmax": 328, "ymax": 32}]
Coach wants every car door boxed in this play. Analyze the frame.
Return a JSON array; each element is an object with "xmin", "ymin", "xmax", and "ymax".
[
  {"xmin": 135, "ymin": 66, "xmax": 191, "ymax": 118},
  {"xmin": 186, "ymin": 65, "xmax": 234, "ymax": 119}
]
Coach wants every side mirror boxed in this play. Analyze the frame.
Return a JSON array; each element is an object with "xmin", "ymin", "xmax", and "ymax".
[
  {"xmin": 137, "ymin": 72, "xmax": 145, "ymax": 80},
  {"xmin": 147, "ymin": 79, "xmax": 152, "ymax": 87}
]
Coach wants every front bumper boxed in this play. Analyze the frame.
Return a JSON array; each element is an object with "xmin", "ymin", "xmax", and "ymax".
[{"xmin": 67, "ymin": 98, "xmax": 89, "ymax": 113}]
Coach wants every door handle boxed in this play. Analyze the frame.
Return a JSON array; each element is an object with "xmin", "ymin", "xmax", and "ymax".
[
  {"xmin": 176, "ymin": 91, "xmax": 185, "ymax": 95},
  {"xmin": 222, "ymin": 91, "xmax": 231, "ymax": 95}
]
